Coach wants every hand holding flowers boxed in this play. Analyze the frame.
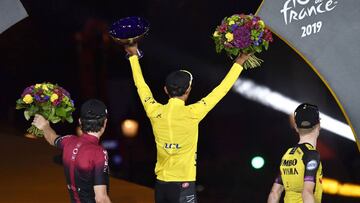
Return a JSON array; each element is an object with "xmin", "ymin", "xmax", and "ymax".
[
  {"xmin": 16, "ymin": 83, "xmax": 75, "ymax": 137},
  {"xmin": 213, "ymin": 14, "xmax": 273, "ymax": 69}
]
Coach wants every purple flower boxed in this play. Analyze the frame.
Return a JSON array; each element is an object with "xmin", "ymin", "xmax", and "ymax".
[
  {"xmin": 231, "ymin": 24, "xmax": 238, "ymax": 31},
  {"xmin": 232, "ymin": 26, "xmax": 251, "ymax": 49},
  {"xmin": 21, "ymin": 86, "xmax": 34, "ymax": 97},
  {"xmin": 34, "ymin": 91, "xmax": 49, "ymax": 103}
]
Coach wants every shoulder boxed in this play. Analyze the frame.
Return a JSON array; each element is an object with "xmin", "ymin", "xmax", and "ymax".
[
  {"xmin": 93, "ymin": 146, "xmax": 108, "ymax": 160},
  {"xmin": 54, "ymin": 134, "xmax": 77, "ymax": 145}
]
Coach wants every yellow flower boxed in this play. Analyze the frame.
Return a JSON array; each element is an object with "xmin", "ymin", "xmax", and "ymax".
[
  {"xmin": 225, "ymin": 33, "xmax": 234, "ymax": 42},
  {"xmin": 258, "ymin": 20, "xmax": 265, "ymax": 28},
  {"xmin": 42, "ymin": 84, "xmax": 49, "ymax": 91},
  {"xmin": 23, "ymin": 94, "xmax": 33, "ymax": 104},
  {"xmin": 50, "ymin": 94, "xmax": 59, "ymax": 102},
  {"xmin": 35, "ymin": 84, "xmax": 41, "ymax": 88},
  {"xmin": 229, "ymin": 20, "xmax": 235, "ymax": 25},
  {"xmin": 213, "ymin": 31, "xmax": 219, "ymax": 37}
]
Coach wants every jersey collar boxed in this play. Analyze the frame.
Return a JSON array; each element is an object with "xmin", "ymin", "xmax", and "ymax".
[
  {"xmin": 168, "ymin": 98, "xmax": 185, "ymax": 105},
  {"xmin": 82, "ymin": 133, "xmax": 100, "ymax": 144}
]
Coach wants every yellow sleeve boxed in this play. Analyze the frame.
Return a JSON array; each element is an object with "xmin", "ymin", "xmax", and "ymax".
[
  {"xmin": 189, "ymin": 63, "xmax": 243, "ymax": 120},
  {"xmin": 129, "ymin": 55, "xmax": 160, "ymax": 116}
]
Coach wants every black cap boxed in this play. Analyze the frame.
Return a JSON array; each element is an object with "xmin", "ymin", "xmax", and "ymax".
[
  {"xmin": 294, "ymin": 103, "xmax": 320, "ymax": 129},
  {"xmin": 80, "ymin": 99, "xmax": 107, "ymax": 119}
]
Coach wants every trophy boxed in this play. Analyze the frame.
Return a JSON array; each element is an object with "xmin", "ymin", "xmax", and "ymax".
[{"xmin": 109, "ymin": 16, "xmax": 150, "ymax": 58}]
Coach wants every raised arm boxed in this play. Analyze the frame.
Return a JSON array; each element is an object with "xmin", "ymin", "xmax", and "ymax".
[
  {"xmin": 189, "ymin": 53, "xmax": 250, "ymax": 120},
  {"xmin": 125, "ymin": 44, "xmax": 160, "ymax": 115},
  {"xmin": 32, "ymin": 114, "xmax": 59, "ymax": 146}
]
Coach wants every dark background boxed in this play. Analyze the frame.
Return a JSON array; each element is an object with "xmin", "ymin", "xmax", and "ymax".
[{"xmin": 0, "ymin": 0, "xmax": 359, "ymax": 202}]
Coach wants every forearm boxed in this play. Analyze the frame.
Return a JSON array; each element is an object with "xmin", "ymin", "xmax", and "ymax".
[
  {"xmin": 267, "ymin": 192, "xmax": 281, "ymax": 203},
  {"xmin": 302, "ymin": 191, "xmax": 315, "ymax": 203},
  {"xmin": 42, "ymin": 125, "xmax": 59, "ymax": 146},
  {"xmin": 95, "ymin": 195, "xmax": 111, "ymax": 203},
  {"xmin": 204, "ymin": 63, "xmax": 243, "ymax": 106}
]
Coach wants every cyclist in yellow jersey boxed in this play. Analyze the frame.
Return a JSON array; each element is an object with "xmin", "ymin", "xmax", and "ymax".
[
  {"xmin": 124, "ymin": 43, "xmax": 250, "ymax": 203},
  {"xmin": 267, "ymin": 103, "xmax": 323, "ymax": 203}
]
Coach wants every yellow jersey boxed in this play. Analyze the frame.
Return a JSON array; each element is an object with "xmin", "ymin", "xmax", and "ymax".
[
  {"xmin": 276, "ymin": 143, "xmax": 323, "ymax": 203},
  {"xmin": 129, "ymin": 55, "xmax": 243, "ymax": 181}
]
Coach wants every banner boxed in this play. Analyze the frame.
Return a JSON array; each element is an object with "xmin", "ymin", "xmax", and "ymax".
[
  {"xmin": 0, "ymin": 0, "xmax": 28, "ymax": 34},
  {"xmin": 257, "ymin": 0, "xmax": 360, "ymax": 149}
]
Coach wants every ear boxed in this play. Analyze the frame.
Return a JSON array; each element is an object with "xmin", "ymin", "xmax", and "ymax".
[
  {"xmin": 103, "ymin": 118, "xmax": 108, "ymax": 128},
  {"xmin": 164, "ymin": 86, "xmax": 169, "ymax": 95},
  {"xmin": 185, "ymin": 86, "xmax": 192, "ymax": 95},
  {"xmin": 78, "ymin": 118, "xmax": 82, "ymax": 126},
  {"xmin": 294, "ymin": 126, "xmax": 299, "ymax": 133}
]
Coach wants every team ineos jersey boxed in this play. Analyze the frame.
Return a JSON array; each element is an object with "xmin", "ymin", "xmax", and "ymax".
[
  {"xmin": 54, "ymin": 134, "xmax": 109, "ymax": 203},
  {"xmin": 275, "ymin": 143, "xmax": 323, "ymax": 203},
  {"xmin": 129, "ymin": 55, "xmax": 243, "ymax": 181}
]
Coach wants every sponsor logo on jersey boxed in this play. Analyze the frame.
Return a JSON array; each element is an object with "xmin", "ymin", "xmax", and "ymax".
[
  {"xmin": 282, "ymin": 167, "xmax": 299, "ymax": 175},
  {"xmin": 281, "ymin": 159, "xmax": 298, "ymax": 166},
  {"xmin": 306, "ymin": 160, "xmax": 318, "ymax": 170},
  {"xmin": 164, "ymin": 143, "xmax": 181, "ymax": 149}
]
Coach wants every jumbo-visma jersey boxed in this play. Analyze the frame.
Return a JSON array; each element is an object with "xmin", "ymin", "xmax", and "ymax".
[
  {"xmin": 129, "ymin": 55, "xmax": 243, "ymax": 181},
  {"xmin": 277, "ymin": 143, "xmax": 323, "ymax": 203}
]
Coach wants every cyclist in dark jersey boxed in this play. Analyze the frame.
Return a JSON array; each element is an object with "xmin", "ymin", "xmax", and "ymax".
[
  {"xmin": 267, "ymin": 103, "xmax": 323, "ymax": 203},
  {"xmin": 32, "ymin": 99, "xmax": 112, "ymax": 203}
]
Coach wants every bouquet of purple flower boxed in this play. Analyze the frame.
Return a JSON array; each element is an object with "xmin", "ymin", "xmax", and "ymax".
[
  {"xmin": 213, "ymin": 14, "xmax": 273, "ymax": 69},
  {"xmin": 16, "ymin": 83, "xmax": 75, "ymax": 137}
]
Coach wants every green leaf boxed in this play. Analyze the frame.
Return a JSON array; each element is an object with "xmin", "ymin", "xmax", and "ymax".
[
  {"xmin": 50, "ymin": 117, "xmax": 61, "ymax": 124},
  {"xmin": 263, "ymin": 41, "xmax": 269, "ymax": 50},
  {"xmin": 24, "ymin": 111, "xmax": 31, "ymax": 120},
  {"xmin": 65, "ymin": 116, "xmax": 74, "ymax": 123},
  {"xmin": 55, "ymin": 107, "xmax": 67, "ymax": 117}
]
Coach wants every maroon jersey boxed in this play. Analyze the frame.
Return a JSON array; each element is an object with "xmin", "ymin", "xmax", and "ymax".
[{"xmin": 54, "ymin": 134, "xmax": 109, "ymax": 203}]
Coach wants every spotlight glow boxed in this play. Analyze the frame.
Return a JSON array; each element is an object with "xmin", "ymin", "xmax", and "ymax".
[
  {"xmin": 233, "ymin": 78, "xmax": 355, "ymax": 142},
  {"xmin": 251, "ymin": 156, "xmax": 265, "ymax": 169}
]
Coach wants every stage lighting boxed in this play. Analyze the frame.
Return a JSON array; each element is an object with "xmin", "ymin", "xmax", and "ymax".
[
  {"xmin": 251, "ymin": 156, "xmax": 265, "ymax": 169},
  {"xmin": 233, "ymin": 78, "xmax": 355, "ymax": 142},
  {"xmin": 121, "ymin": 119, "xmax": 139, "ymax": 138}
]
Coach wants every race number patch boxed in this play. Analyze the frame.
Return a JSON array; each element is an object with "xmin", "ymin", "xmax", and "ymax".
[{"xmin": 306, "ymin": 160, "xmax": 318, "ymax": 170}]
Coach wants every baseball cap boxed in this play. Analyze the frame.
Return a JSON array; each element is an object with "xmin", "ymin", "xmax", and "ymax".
[
  {"xmin": 80, "ymin": 99, "xmax": 108, "ymax": 119},
  {"xmin": 294, "ymin": 103, "xmax": 320, "ymax": 129}
]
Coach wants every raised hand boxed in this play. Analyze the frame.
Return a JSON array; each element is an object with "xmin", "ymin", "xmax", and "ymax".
[
  {"xmin": 32, "ymin": 114, "xmax": 50, "ymax": 131},
  {"xmin": 235, "ymin": 53, "xmax": 252, "ymax": 66}
]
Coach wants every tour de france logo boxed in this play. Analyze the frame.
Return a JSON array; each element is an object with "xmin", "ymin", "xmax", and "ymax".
[{"xmin": 280, "ymin": 0, "xmax": 338, "ymax": 38}]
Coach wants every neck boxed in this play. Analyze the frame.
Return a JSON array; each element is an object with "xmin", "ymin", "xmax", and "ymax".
[
  {"xmin": 171, "ymin": 95, "xmax": 187, "ymax": 101},
  {"xmin": 85, "ymin": 132, "xmax": 101, "ymax": 139},
  {"xmin": 298, "ymin": 133, "xmax": 318, "ymax": 148}
]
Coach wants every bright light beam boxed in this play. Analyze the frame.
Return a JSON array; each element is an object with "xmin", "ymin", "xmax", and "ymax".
[{"xmin": 233, "ymin": 78, "xmax": 355, "ymax": 142}]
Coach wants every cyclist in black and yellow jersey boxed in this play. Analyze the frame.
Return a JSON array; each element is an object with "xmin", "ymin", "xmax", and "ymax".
[
  {"xmin": 124, "ymin": 43, "xmax": 250, "ymax": 203},
  {"xmin": 267, "ymin": 103, "xmax": 323, "ymax": 203}
]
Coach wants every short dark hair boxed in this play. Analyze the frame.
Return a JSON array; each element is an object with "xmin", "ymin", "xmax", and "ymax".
[
  {"xmin": 165, "ymin": 70, "xmax": 192, "ymax": 97},
  {"xmin": 80, "ymin": 117, "xmax": 106, "ymax": 133}
]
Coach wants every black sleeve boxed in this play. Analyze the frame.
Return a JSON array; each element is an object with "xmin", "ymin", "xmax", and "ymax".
[
  {"xmin": 274, "ymin": 173, "xmax": 283, "ymax": 185},
  {"xmin": 302, "ymin": 150, "xmax": 320, "ymax": 183}
]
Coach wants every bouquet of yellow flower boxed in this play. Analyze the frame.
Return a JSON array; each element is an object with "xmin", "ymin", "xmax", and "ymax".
[
  {"xmin": 16, "ymin": 83, "xmax": 75, "ymax": 137},
  {"xmin": 213, "ymin": 14, "xmax": 273, "ymax": 69}
]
